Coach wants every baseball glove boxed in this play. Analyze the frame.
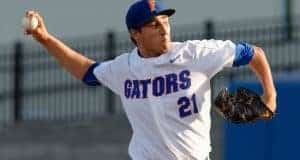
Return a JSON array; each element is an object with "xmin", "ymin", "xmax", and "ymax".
[{"xmin": 214, "ymin": 87, "xmax": 274, "ymax": 123}]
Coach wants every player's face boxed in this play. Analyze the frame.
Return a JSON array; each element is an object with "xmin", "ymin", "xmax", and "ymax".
[{"xmin": 134, "ymin": 15, "xmax": 172, "ymax": 57}]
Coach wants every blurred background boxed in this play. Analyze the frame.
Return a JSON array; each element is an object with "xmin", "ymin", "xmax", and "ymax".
[{"xmin": 0, "ymin": 0, "xmax": 299, "ymax": 160}]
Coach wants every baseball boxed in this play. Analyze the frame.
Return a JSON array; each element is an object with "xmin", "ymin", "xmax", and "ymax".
[{"xmin": 22, "ymin": 16, "xmax": 39, "ymax": 30}]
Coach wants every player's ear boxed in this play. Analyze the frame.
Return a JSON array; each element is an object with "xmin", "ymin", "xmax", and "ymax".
[
  {"xmin": 129, "ymin": 29, "xmax": 140, "ymax": 45},
  {"xmin": 129, "ymin": 29, "xmax": 139, "ymax": 38}
]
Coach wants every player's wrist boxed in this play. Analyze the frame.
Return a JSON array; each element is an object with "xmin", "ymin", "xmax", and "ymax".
[
  {"xmin": 261, "ymin": 92, "xmax": 277, "ymax": 112},
  {"xmin": 38, "ymin": 32, "xmax": 53, "ymax": 45}
]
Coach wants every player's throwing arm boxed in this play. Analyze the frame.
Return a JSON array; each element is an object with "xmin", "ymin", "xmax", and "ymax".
[{"xmin": 22, "ymin": 10, "xmax": 95, "ymax": 80}]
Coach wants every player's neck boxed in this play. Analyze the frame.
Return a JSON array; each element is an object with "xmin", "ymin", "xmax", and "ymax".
[
  {"xmin": 137, "ymin": 47, "xmax": 170, "ymax": 58},
  {"xmin": 137, "ymin": 50, "xmax": 163, "ymax": 58}
]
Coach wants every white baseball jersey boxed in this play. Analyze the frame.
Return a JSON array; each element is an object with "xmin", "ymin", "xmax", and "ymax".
[{"xmin": 93, "ymin": 39, "xmax": 236, "ymax": 160}]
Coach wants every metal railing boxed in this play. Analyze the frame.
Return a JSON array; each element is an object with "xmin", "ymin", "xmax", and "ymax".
[{"xmin": 0, "ymin": 16, "xmax": 299, "ymax": 125}]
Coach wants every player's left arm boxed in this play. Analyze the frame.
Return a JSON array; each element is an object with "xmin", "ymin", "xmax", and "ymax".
[{"xmin": 248, "ymin": 46, "xmax": 277, "ymax": 112}]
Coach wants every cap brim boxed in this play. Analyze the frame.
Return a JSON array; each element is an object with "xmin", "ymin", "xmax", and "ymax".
[
  {"xmin": 129, "ymin": 9, "xmax": 176, "ymax": 30},
  {"xmin": 157, "ymin": 9, "xmax": 176, "ymax": 17}
]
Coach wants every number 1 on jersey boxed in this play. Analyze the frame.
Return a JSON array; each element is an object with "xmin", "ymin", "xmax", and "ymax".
[{"xmin": 178, "ymin": 94, "xmax": 199, "ymax": 118}]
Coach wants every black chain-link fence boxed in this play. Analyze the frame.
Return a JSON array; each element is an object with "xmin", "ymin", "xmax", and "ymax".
[{"xmin": 0, "ymin": 16, "xmax": 299, "ymax": 125}]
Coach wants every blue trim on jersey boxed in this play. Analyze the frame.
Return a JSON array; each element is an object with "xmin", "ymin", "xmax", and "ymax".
[
  {"xmin": 233, "ymin": 43, "xmax": 254, "ymax": 67},
  {"xmin": 82, "ymin": 62, "xmax": 101, "ymax": 86}
]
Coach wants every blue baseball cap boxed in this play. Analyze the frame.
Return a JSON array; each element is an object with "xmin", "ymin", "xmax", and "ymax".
[{"xmin": 126, "ymin": 0, "xmax": 175, "ymax": 30}]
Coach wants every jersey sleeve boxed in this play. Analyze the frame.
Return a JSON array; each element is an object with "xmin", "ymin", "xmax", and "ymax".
[
  {"xmin": 188, "ymin": 39, "xmax": 235, "ymax": 78},
  {"xmin": 232, "ymin": 42, "xmax": 254, "ymax": 67},
  {"xmin": 189, "ymin": 40, "xmax": 255, "ymax": 78},
  {"xmin": 82, "ymin": 62, "xmax": 101, "ymax": 86},
  {"xmin": 92, "ymin": 57, "xmax": 124, "ymax": 95}
]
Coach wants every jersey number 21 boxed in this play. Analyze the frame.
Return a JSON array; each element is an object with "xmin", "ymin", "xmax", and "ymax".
[{"xmin": 178, "ymin": 94, "xmax": 199, "ymax": 118}]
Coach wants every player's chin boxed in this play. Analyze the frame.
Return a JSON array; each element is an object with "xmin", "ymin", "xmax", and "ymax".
[
  {"xmin": 159, "ymin": 42, "xmax": 171, "ymax": 53},
  {"xmin": 157, "ymin": 46, "xmax": 169, "ymax": 54}
]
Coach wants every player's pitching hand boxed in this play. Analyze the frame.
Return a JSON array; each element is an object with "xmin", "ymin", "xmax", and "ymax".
[{"xmin": 24, "ymin": 10, "xmax": 50, "ymax": 43}]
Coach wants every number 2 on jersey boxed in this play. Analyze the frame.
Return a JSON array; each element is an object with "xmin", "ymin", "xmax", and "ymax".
[{"xmin": 178, "ymin": 94, "xmax": 199, "ymax": 118}]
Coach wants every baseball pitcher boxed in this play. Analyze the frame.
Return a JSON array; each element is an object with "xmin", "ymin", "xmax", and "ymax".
[{"xmin": 24, "ymin": 0, "xmax": 276, "ymax": 159}]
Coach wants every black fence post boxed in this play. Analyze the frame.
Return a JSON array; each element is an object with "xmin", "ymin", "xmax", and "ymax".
[
  {"xmin": 105, "ymin": 31, "xmax": 116, "ymax": 115},
  {"xmin": 204, "ymin": 20, "xmax": 215, "ymax": 39},
  {"xmin": 284, "ymin": 0, "xmax": 293, "ymax": 42},
  {"xmin": 13, "ymin": 41, "xmax": 24, "ymax": 123}
]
